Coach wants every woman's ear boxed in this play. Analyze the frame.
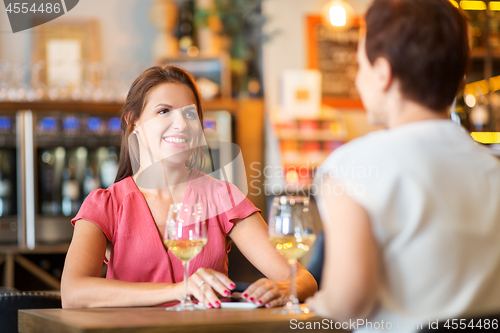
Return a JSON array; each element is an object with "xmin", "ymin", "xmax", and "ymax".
[
  {"xmin": 373, "ymin": 57, "xmax": 393, "ymax": 92},
  {"xmin": 124, "ymin": 110, "xmax": 132, "ymax": 126},
  {"xmin": 124, "ymin": 110, "xmax": 136, "ymax": 131}
]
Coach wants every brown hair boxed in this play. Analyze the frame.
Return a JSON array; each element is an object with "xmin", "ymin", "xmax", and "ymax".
[
  {"xmin": 114, "ymin": 66, "xmax": 204, "ymax": 183},
  {"xmin": 364, "ymin": 0, "xmax": 470, "ymax": 111}
]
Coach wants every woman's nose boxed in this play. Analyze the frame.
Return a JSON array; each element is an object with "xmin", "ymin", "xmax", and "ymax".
[{"xmin": 171, "ymin": 110, "xmax": 187, "ymax": 131}]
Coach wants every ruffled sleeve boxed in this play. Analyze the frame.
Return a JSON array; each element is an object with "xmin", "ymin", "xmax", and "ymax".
[
  {"xmin": 71, "ymin": 189, "xmax": 117, "ymax": 243},
  {"xmin": 216, "ymin": 181, "xmax": 261, "ymax": 234}
]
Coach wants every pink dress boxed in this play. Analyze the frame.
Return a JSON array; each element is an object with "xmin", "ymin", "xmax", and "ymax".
[{"xmin": 71, "ymin": 170, "xmax": 260, "ymax": 283}]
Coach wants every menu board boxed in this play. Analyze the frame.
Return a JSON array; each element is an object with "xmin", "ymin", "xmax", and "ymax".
[
  {"xmin": 317, "ymin": 25, "xmax": 359, "ymax": 98},
  {"xmin": 307, "ymin": 16, "xmax": 360, "ymax": 100}
]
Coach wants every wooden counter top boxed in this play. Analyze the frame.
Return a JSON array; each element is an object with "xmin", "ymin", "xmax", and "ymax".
[{"xmin": 19, "ymin": 307, "xmax": 332, "ymax": 333}]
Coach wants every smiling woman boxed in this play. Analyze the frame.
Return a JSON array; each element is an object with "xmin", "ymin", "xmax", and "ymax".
[
  {"xmin": 60, "ymin": 65, "xmax": 318, "ymax": 310},
  {"xmin": 115, "ymin": 66, "xmax": 205, "ymax": 182},
  {"xmin": 131, "ymin": 85, "xmax": 203, "ymax": 175}
]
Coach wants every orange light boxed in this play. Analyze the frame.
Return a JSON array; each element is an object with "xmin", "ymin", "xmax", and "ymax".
[
  {"xmin": 285, "ymin": 169, "xmax": 299, "ymax": 184},
  {"xmin": 464, "ymin": 77, "xmax": 496, "ymax": 96},
  {"xmin": 471, "ymin": 132, "xmax": 500, "ymax": 144},
  {"xmin": 329, "ymin": 5, "xmax": 347, "ymax": 26},
  {"xmin": 321, "ymin": 0, "xmax": 355, "ymax": 29},
  {"xmin": 187, "ymin": 46, "xmax": 199, "ymax": 57},
  {"xmin": 490, "ymin": 1, "xmax": 500, "ymax": 10},
  {"xmin": 460, "ymin": 1, "xmax": 487, "ymax": 10}
]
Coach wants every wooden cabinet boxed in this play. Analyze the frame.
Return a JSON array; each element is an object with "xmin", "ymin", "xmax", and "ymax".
[
  {"xmin": 269, "ymin": 108, "xmax": 347, "ymax": 190},
  {"xmin": 0, "ymin": 99, "xmax": 264, "ymax": 209}
]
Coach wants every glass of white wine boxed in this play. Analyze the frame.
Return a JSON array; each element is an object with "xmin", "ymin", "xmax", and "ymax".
[
  {"xmin": 164, "ymin": 202, "xmax": 207, "ymax": 311},
  {"xmin": 269, "ymin": 195, "xmax": 316, "ymax": 314}
]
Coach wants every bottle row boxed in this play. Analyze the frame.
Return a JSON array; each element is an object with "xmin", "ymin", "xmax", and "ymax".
[
  {"xmin": 0, "ymin": 111, "xmax": 121, "ymax": 245},
  {"xmin": 273, "ymin": 117, "xmax": 347, "ymax": 141},
  {"xmin": 0, "ymin": 109, "xmax": 234, "ymax": 247},
  {"xmin": 281, "ymin": 140, "xmax": 343, "ymax": 167},
  {"xmin": 270, "ymin": 110, "xmax": 349, "ymax": 187}
]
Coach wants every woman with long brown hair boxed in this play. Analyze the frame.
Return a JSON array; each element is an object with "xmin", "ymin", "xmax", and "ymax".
[{"xmin": 61, "ymin": 66, "xmax": 317, "ymax": 309}]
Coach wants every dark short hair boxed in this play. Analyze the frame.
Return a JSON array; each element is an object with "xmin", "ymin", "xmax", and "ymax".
[
  {"xmin": 114, "ymin": 66, "xmax": 205, "ymax": 183},
  {"xmin": 364, "ymin": 0, "xmax": 470, "ymax": 111}
]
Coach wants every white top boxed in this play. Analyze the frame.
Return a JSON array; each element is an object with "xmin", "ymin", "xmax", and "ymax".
[{"xmin": 314, "ymin": 120, "xmax": 500, "ymax": 332}]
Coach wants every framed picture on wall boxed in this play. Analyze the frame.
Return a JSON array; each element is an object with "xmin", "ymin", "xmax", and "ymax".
[
  {"xmin": 160, "ymin": 55, "xmax": 231, "ymax": 101},
  {"xmin": 281, "ymin": 69, "xmax": 322, "ymax": 119},
  {"xmin": 32, "ymin": 19, "xmax": 101, "ymax": 86},
  {"xmin": 306, "ymin": 15, "xmax": 362, "ymax": 108}
]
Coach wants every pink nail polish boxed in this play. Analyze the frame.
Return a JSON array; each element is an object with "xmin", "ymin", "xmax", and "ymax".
[
  {"xmin": 224, "ymin": 290, "xmax": 230, "ymax": 296},
  {"xmin": 243, "ymin": 293, "xmax": 248, "ymax": 298},
  {"xmin": 208, "ymin": 303, "xmax": 213, "ymax": 308},
  {"xmin": 230, "ymin": 284, "xmax": 236, "ymax": 289},
  {"xmin": 215, "ymin": 301, "xmax": 221, "ymax": 307},
  {"xmin": 257, "ymin": 300, "xmax": 262, "ymax": 306},
  {"xmin": 249, "ymin": 297, "xmax": 254, "ymax": 302},
  {"xmin": 265, "ymin": 303, "xmax": 271, "ymax": 308}
]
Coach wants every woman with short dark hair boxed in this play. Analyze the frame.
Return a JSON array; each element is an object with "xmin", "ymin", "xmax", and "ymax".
[{"xmin": 307, "ymin": 0, "xmax": 500, "ymax": 331}]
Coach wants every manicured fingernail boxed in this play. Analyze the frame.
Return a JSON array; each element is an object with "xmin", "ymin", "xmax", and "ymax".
[
  {"xmin": 230, "ymin": 284, "xmax": 236, "ymax": 289},
  {"xmin": 215, "ymin": 301, "xmax": 221, "ymax": 307},
  {"xmin": 243, "ymin": 293, "xmax": 248, "ymax": 298},
  {"xmin": 265, "ymin": 303, "xmax": 271, "ymax": 308},
  {"xmin": 224, "ymin": 290, "xmax": 230, "ymax": 296},
  {"xmin": 257, "ymin": 300, "xmax": 262, "ymax": 306},
  {"xmin": 249, "ymin": 297, "xmax": 254, "ymax": 301},
  {"xmin": 208, "ymin": 303, "xmax": 213, "ymax": 308}
]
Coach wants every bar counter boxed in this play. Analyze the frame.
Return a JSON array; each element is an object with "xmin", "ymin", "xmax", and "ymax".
[{"xmin": 18, "ymin": 306, "xmax": 343, "ymax": 333}]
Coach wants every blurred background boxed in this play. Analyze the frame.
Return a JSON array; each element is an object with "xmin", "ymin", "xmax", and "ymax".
[{"xmin": 0, "ymin": 0, "xmax": 498, "ymax": 292}]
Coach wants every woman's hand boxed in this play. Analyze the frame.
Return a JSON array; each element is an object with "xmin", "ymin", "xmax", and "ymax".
[
  {"xmin": 305, "ymin": 291, "xmax": 330, "ymax": 317},
  {"xmin": 241, "ymin": 278, "xmax": 289, "ymax": 308},
  {"xmin": 183, "ymin": 267, "xmax": 236, "ymax": 308},
  {"xmin": 228, "ymin": 214, "xmax": 318, "ymax": 306}
]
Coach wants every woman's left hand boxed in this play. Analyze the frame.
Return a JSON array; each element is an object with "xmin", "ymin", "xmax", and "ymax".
[
  {"xmin": 241, "ymin": 278, "xmax": 289, "ymax": 308},
  {"xmin": 305, "ymin": 291, "xmax": 329, "ymax": 317}
]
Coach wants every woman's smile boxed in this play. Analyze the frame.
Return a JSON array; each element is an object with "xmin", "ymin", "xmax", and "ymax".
[{"xmin": 163, "ymin": 134, "xmax": 189, "ymax": 148}]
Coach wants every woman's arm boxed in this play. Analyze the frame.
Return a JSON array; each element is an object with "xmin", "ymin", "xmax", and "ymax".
[
  {"xmin": 61, "ymin": 219, "xmax": 234, "ymax": 308},
  {"xmin": 228, "ymin": 213, "xmax": 318, "ymax": 307},
  {"xmin": 306, "ymin": 177, "xmax": 380, "ymax": 321},
  {"xmin": 61, "ymin": 219, "xmax": 179, "ymax": 308}
]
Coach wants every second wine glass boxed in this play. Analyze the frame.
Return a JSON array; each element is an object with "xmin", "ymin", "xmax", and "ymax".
[
  {"xmin": 163, "ymin": 202, "xmax": 207, "ymax": 311},
  {"xmin": 269, "ymin": 195, "xmax": 316, "ymax": 314}
]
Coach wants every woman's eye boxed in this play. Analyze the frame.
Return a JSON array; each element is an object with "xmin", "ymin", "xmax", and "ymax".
[
  {"xmin": 158, "ymin": 109, "xmax": 171, "ymax": 115},
  {"xmin": 184, "ymin": 111, "xmax": 197, "ymax": 119}
]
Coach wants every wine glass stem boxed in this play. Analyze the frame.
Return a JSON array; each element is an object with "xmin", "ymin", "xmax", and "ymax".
[
  {"xmin": 182, "ymin": 261, "xmax": 190, "ymax": 304},
  {"xmin": 288, "ymin": 258, "xmax": 299, "ymax": 305}
]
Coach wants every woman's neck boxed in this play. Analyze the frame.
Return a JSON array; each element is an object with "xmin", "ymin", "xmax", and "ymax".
[
  {"xmin": 133, "ymin": 162, "xmax": 192, "ymax": 201},
  {"xmin": 385, "ymin": 85, "xmax": 449, "ymax": 128}
]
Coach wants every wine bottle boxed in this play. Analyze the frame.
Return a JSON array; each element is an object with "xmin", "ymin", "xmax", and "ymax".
[
  {"xmin": 177, "ymin": 0, "xmax": 195, "ymax": 54},
  {"xmin": 61, "ymin": 157, "xmax": 80, "ymax": 216}
]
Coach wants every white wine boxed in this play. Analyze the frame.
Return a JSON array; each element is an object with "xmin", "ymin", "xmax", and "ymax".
[
  {"xmin": 164, "ymin": 239, "xmax": 207, "ymax": 263},
  {"xmin": 269, "ymin": 235, "xmax": 316, "ymax": 260}
]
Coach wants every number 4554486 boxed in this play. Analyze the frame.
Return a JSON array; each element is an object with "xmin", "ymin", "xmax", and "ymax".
[
  {"xmin": 5, "ymin": 2, "xmax": 61, "ymax": 14},
  {"xmin": 444, "ymin": 319, "xmax": 498, "ymax": 330}
]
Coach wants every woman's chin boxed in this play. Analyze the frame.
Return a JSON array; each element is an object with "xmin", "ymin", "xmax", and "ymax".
[{"xmin": 160, "ymin": 154, "xmax": 192, "ymax": 167}]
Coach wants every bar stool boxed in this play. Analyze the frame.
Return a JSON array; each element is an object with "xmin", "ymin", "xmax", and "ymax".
[{"xmin": 0, "ymin": 291, "xmax": 61, "ymax": 333}]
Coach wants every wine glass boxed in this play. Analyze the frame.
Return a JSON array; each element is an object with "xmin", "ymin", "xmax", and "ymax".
[
  {"xmin": 268, "ymin": 195, "xmax": 316, "ymax": 314},
  {"xmin": 163, "ymin": 202, "xmax": 207, "ymax": 311}
]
